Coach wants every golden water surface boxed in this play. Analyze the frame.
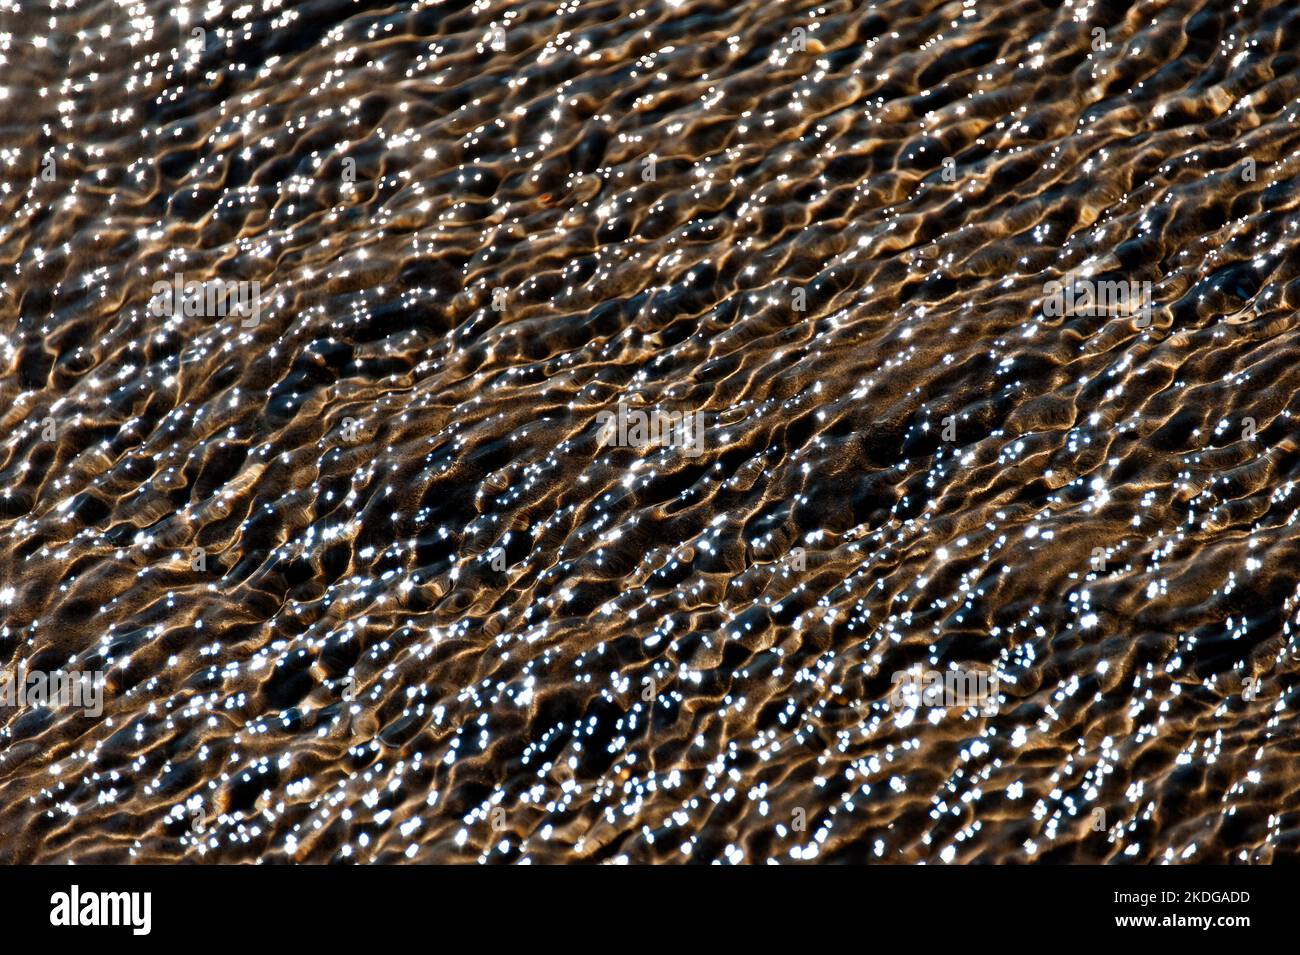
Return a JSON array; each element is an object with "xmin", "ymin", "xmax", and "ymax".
[{"xmin": 2, "ymin": 0, "xmax": 1300, "ymax": 863}]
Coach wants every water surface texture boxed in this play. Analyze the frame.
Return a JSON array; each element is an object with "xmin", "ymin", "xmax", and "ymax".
[{"xmin": 3, "ymin": 0, "xmax": 1300, "ymax": 863}]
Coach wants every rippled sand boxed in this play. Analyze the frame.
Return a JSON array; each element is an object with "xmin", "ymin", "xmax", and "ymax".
[{"xmin": 2, "ymin": 0, "xmax": 1300, "ymax": 864}]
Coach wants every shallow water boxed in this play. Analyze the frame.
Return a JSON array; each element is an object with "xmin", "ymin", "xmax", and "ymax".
[{"xmin": 2, "ymin": 0, "xmax": 1300, "ymax": 863}]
